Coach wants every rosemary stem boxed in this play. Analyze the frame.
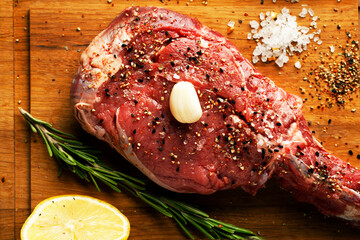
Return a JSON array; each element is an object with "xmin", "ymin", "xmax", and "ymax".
[{"xmin": 19, "ymin": 107, "xmax": 262, "ymax": 240}]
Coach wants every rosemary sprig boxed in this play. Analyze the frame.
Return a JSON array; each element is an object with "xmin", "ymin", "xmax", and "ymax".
[{"xmin": 19, "ymin": 107, "xmax": 262, "ymax": 240}]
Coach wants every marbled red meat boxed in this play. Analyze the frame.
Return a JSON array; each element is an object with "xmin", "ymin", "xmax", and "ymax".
[{"xmin": 71, "ymin": 6, "xmax": 360, "ymax": 226}]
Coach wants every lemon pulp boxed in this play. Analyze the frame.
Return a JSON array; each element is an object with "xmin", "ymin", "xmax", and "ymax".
[{"xmin": 21, "ymin": 195, "xmax": 130, "ymax": 240}]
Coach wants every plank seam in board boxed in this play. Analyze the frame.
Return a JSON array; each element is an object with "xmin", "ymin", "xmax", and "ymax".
[
  {"xmin": 6, "ymin": 0, "xmax": 16, "ymax": 238},
  {"xmin": 12, "ymin": 0, "xmax": 16, "ymax": 237},
  {"xmin": 29, "ymin": 8, "xmax": 33, "ymax": 212},
  {"xmin": 15, "ymin": 9, "xmax": 32, "ymax": 239}
]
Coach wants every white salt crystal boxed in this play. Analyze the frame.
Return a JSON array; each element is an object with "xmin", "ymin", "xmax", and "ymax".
[
  {"xmin": 294, "ymin": 61, "xmax": 301, "ymax": 69},
  {"xmin": 247, "ymin": 7, "xmax": 320, "ymax": 67},
  {"xmin": 227, "ymin": 21, "xmax": 235, "ymax": 28},
  {"xmin": 281, "ymin": 8, "xmax": 289, "ymax": 15},
  {"xmin": 253, "ymin": 46, "xmax": 262, "ymax": 56},
  {"xmin": 260, "ymin": 12, "xmax": 265, "ymax": 20},
  {"xmin": 317, "ymin": 40, "xmax": 322, "ymax": 45},
  {"xmin": 275, "ymin": 58, "xmax": 284, "ymax": 68},
  {"xmin": 283, "ymin": 55, "xmax": 289, "ymax": 64},
  {"xmin": 314, "ymin": 36, "xmax": 319, "ymax": 42},
  {"xmin": 308, "ymin": 8, "xmax": 314, "ymax": 17},
  {"xmin": 299, "ymin": 26, "xmax": 309, "ymax": 34},
  {"xmin": 310, "ymin": 21, "xmax": 317, "ymax": 29},
  {"xmin": 250, "ymin": 20, "xmax": 260, "ymax": 29},
  {"xmin": 330, "ymin": 45, "xmax": 335, "ymax": 53},
  {"xmin": 299, "ymin": 8, "xmax": 307, "ymax": 18},
  {"xmin": 312, "ymin": 16, "xmax": 318, "ymax": 21}
]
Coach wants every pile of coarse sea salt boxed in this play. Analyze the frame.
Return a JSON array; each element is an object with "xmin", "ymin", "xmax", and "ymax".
[{"xmin": 249, "ymin": 7, "xmax": 321, "ymax": 68}]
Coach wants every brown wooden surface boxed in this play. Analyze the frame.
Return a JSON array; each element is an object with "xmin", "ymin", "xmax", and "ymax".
[
  {"xmin": 0, "ymin": 0, "xmax": 15, "ymax": 239},
  {"xmin": 1, "ymin": 0, "xmax": 360, "ymax": 239}
]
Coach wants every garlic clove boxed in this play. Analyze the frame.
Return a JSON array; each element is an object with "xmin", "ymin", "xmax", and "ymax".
[{"xmin": 169, "ymin": 81, "xmax": 202, "ymax": 124}]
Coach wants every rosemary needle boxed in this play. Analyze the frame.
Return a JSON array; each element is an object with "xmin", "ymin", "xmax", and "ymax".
[{"xmin": 19, "ymin": 107, "xmax": 262, "ymax": 240}]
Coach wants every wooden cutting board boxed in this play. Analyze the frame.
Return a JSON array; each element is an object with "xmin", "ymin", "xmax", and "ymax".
[{"xmin": 29, "ymin": 0, "xmax": 360, "ymax": 239}]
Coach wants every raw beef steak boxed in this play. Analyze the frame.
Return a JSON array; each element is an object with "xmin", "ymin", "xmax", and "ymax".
[{"xmin": 71, "ymin": 6, "xmax": 360, "ymax": 226}]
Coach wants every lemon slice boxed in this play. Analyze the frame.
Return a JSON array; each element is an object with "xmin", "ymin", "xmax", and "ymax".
[{"xmin": 21, "ymin": 195, "xmax": 130, "ymax": 240}]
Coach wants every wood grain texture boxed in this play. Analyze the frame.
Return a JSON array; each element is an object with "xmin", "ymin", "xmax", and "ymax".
[
  {"xmin": 0, "ymin": 0, "xmax": 15, "ymax": 239},
  {"xmin": 0, "ymin": 0, "xmax": 357, "ymax": 239},
  {"xmin": 29, "ymin": 1, "xmax": 360, "ymax": 239}
]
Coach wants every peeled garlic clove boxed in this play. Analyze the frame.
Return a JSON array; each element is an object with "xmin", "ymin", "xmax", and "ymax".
[{"xmin": 169, "ymin": 81, "xmax": 202, "ymax": 124}]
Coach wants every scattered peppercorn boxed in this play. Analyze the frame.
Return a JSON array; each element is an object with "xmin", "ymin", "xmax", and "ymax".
[{"xmin": 304, "ymin": 35, "xmax": 359, "ymax": 107}]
